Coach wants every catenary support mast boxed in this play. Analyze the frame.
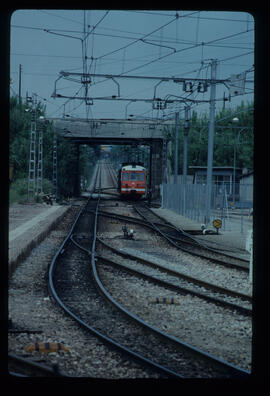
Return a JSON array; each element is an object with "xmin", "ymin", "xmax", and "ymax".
[{"xmin": 205, "ymin": 59, "xmax": 217, "ymax": 224}]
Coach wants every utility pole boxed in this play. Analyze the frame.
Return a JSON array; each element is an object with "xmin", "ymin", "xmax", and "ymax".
[
  {"xmin": 52, "ymin": 126, "xmax": 58, "ymax": 199},
  {"xmin": 174, "ymin": 111, "xmax": 179, "ymax": 184},
  {"xmin": 27, "ymin": 93, "xmax": 37, "ymax": 201},
  {"xmin": 205, "ymin": 59, "xmax": 217, "ymax": 225},
  {"xmin": 19, "ymin": 64, "xmax": 22, "ymax": 109},
  {"xmin": 183, "ymin": 106, "xmax": 191, "ymax": 216},
  {"xmin": 73, "ymin": 144, "xmax": 80, "ymax": 197},
  {"xmin": 183, "ymin": 106, "xmax": 191, "ymax": 186},
  {"xmin": 37, "ymin": 119, "xmax": 45, "ymax": 194}
]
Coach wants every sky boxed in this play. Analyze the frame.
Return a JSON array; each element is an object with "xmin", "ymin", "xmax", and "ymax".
[{"xmin": 10, "ymin": 9, "xmax": 254, "ymax": 121}]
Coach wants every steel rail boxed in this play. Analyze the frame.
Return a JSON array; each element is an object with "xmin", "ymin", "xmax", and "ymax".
[
  {"xmin": 96, "ymin": 253, "xmax": 251, "ymax": 316},
  {"xmin": 85, "ymin": 209, "xmax": 251, "ymax": 303},
  {"xmin": 73, "ymin": 232, "xmax": 251, "ymax": 309},
  {"xmin": 145, "ymin": 204, "xmax": 250, "ymax": 264},
  {"xmin": 8, "ymin": 352, "xmax": 66, "ymax": 377},
  {"xmin": 89, "ymin": 196, "xmax": 184, "ymax": 378},
  {"xmin": 91, "ymin": 206, "xmax": 250, "ymax": 377},
  {"xmin": 97, "ymin": 237, "xmax": 252, "ymax": 303},
  {"xmin": 97, "ymin": 201, "xmax": 249, "ymax": 264},
  {"xmin": 104, "ymin": 161, "xmax": 118, "ymax": 187},
  {"xmin": 9, "ymin": 371, "xmax": 28, "ymax": 377},
  {"xmin": 133, "ymin": 203, "xmax": 249, "ymax": 271},
  {"xmin": 72, "ymin": 232, "xmax": 251, "ymax": 308},
  {"xmin": 86, "ymin": 208, "xmax": 157, "ymax": 229},
  {"xmin": 94, "ymin": 190, "xmax": 119, "ymax": 197},
  {"xmin": 48, "ymin": 191, "xmax": 182, "ymax": 378},
  {"xmin": 48, "ymin": 163, "xmax": 250, "ymax": 378},
  {"xmin": 94, "ymin": 208, "xmax": 247, "ymax": 264}
]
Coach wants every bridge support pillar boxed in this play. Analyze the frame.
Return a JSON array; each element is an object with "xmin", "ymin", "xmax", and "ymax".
[
  {"xmin": 150, "ymin": 140, "xmax": 166, "ymax": 201},
  {"xmin": 73, "ymin": 144, "xmax": 80, "ymax": 197}
]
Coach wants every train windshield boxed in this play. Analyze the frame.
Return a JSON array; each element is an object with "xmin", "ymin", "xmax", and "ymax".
[
  {"xmin": 122, "ymin": 173, "xmax": 128, "ymax": 181},
  {"xmin": 129, "ymin": 172, "xmax": 145, "ymax": 181},
  {"xmin": 122, "ymin": 172, "xmax": 145, "ymax": 181}
]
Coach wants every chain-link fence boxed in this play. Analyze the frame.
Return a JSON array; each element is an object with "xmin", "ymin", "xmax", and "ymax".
[{"xmin": 161, "ymin": 182, "xmax": 253, "ymax": 233}]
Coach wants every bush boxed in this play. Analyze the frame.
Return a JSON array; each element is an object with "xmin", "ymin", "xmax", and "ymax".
[
  {"xmin": 10, "ymin": 177, "xmax": 28, "ymax": 195},
  {"xmin": 9, "ymin": 178, "xmax": 53, "ymax": 204},
  {"xmin": 43, "ymin": 179, "xmax": 53, "ymax": 194},
  {"xmin": 9, "ymin": 178, "xmax": 28, "ymax": 204}
]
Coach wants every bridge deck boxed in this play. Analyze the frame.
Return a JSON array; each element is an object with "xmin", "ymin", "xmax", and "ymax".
[{"xmin": 51, "ymin": 118, "xmax": 167, "ymax": 144}]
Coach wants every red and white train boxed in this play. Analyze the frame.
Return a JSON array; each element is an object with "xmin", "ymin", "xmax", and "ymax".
[{"xmin": 118, "ymin": 163, "xmax": 147, "ymax": 198}]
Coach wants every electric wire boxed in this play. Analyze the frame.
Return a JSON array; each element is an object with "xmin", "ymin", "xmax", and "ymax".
[
  {"xmin": 11, "ymin": 11, "xmax": 254, "ymax": 119},
  {"xmin": 94, "ymin": 15, "xmax": 179, "ymax": 61},
  {"xmin": 127, "ymin": 10, "xmax": 252, "ymax": 23},
  {"xmin": 12, "ymin": 24, "xmax": 254, "ymax": 51}
]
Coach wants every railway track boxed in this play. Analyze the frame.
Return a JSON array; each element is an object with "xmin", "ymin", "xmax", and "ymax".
[
  {"xmin": 96, "ymin": 238, "xmax": 252, "ymax": 316},
  {"xmin": 94, "ymin": 207, "xmax": 251, "ymax": 299},
  {"xmin": 48, "ymin": 163, "xmax": 250, "ymax": 377},
  {"xmin": 49, "ymin": 196, "xmax": 181, "ymax": 378},
  {"xmin": 85, "ymin": 181, "xmax": 252, "ymax": 315},
  {"xmin": 133, "ymin": 202, "xmax": 249, "ymax": 272},
  {"xmin": 8, "ymin": 161, "xmax": 251, "ymax": 377},
  {"xmin": 8, "ymin": 352, "xmax": 66, "ymax": 377}
]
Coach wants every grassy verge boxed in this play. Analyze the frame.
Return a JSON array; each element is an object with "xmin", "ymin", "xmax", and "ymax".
[{"xmin": 9, "ymin": 178, "xmax": 53, "ymax": 205}]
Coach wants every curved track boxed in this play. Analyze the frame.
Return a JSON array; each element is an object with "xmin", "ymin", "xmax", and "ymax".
[
  {"xmin": 96, "ymin": 238, "xmax": 252, "ymax": 316},
  {"xmin": 49, "ymin": 196, "xmax": 182, "ymax": 378},
  {"xmin": 8, "ymin": 352, "xmax": 66, "ymax": 377},
  {"xmin": 133, "ymin": 202, "xmax": 249, "ymax": 271},
  {"xmin": 48, "ymin": 161, "xmax": 250, "ymax": 378}
]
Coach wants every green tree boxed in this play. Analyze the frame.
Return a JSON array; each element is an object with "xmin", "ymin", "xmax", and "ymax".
[
  {"xmin": 167, "ymin": 101, "xmax": 253, "ymax": 175},
  {"xmin": 9, "ymin": 95, "xmax": 100, "ymax": 201}
]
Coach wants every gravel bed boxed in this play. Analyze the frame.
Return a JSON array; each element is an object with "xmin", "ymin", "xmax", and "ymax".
[
  {"xmin": 110, "ymin": 241, "xmax": 252, "ymax": 297},
  {"xmin": 53, "ymin": 209, "xmax": 230, "ymax": 378},
  {"xmin": 97, "ymin": 202, "xmax": 252, "ymax": 297},
  {"xmin": 8, "ymin": 205, "xmax": 158, "ymax": 378},
  {"xmin": 8, "ymin": 187, "xmax": 252, "ymax": 377},
  {"xmin": 97, "ymin": 261, "xmax": 252, "ymax": 372},
  {"xmin": 51, "ymin": 240, "xmax": 162, "ymax": 378},
  {"xmin": 97, "ymin": 244, "xmax": 252, "ymax": 311},
  {"xmin": 96, "ymin": 204, "xmax": 252, "ymax": 374}
]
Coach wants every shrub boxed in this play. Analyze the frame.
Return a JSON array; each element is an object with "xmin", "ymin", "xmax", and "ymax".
[{"xmin": 9, "ymin": 178, "xmax": 53, "ymax": 204}]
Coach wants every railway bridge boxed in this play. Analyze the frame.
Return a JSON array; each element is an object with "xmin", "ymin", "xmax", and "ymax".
[{"xmin": 51, "ymin": 118, "xmax": 171, "ymax": 200}]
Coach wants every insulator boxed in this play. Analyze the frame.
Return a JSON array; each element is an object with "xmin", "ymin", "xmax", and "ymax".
[
  {"xmin": 85, "ymin": 98, "xmax": 93, "ymax": 105},
  {"xmin": 152, "ymin": 100, "xmax": 166, "ymax": 110},
  {"xmin": 81, "ymin": 75, "xmax": 91, "ymax": 85},
  {"xmin": 183, "ymin": 81, "xmax": 187, "ymax": 92},
  {"xmin": 188, "ymin": 82, "xmax": 193, "ymax": 92}
]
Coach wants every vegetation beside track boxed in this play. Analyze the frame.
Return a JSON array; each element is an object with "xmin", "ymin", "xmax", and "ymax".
[{"xmin": 9, "ymin": 95, "xmax": 101, "ymax": 203}]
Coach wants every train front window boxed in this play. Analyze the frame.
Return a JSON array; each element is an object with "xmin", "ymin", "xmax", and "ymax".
[
  {"xmin": 129, "ymin": 172, "xmax": 144, "ymax": 181},
  {"xmin": 138, "ymin": 173, "xmax": 145, "ymax": 181},
  {"xmin": 122, "ymin": 173, "xmax": 128, "ymax": 181}
]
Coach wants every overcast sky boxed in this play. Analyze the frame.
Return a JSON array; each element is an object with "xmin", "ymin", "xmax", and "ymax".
[{"xmin": 10, "ymin": 9, "xmax": 254, "ymax": 120}]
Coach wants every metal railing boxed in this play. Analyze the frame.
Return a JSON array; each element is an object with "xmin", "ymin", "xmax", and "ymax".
[{"xmin": 161, "ymin": 182, "xmax": 253, "ymax": 233}]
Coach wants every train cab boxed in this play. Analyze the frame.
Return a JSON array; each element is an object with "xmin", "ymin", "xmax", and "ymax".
[{"xmin": 119, "ymin": 164, "xmax": 146, "ymax": 198}]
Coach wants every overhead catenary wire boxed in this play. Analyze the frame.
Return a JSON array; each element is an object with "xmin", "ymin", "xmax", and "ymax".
[
  {"xmin": 72, "ymin": 27, "xmax": 253, "ymax": 97},
  {"xmin": 11, "ymin": 10, "xmax": 254, "ymax": 119},
  {"xmin": 56, "ymin": 27, "xmax": 253, "ymax": 94},
  {"xmin": 11, "ymin": 24, "xmax": 254, "ymax": 51},
  {"xmin": 93, "ymin": 14, "xmax": 180, "ymax": 61},
  {"xmin": 127, "ymin": 10, "xmax": 253, "ymax": 23},
  {"xmin": 120, "ymin": 28, "xmax": 254, "ymax": 77}
]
